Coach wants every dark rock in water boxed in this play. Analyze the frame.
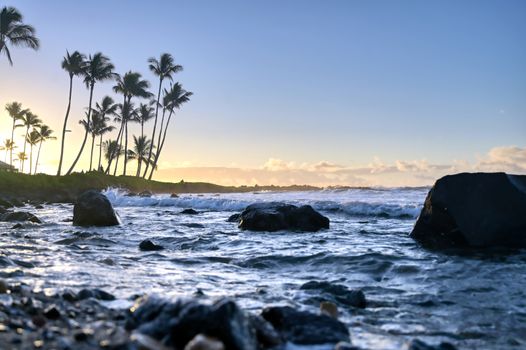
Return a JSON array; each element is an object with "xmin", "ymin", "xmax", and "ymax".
[
  {"xmin": 181, "ymin": 208, "xmax": 199, "ymax": 215},
  {"xmin": 227, "ymin": 213, "xmax": 241, "ymax": 223},
  {"xmin": 126, "ymin": 297, "xmax": 257, "ymax": 350},
  {"xmin": 0, "ymin": 206, "xmax": 6, "ymax": 214},
  {"xmin": 125, "ymin": 192, "xmax": 137, "ymax": 197},
  {"xmin": 407, "ymin": 339, "xmax": 458, "ymax": 350},
  {"xmin": 34, "ymin": 204, "xmax": 44, "ymax": 209},
  {"xmin": 139, "ymin": 239, "xmax": 164, "ymax": 251},
  {"xmin": 411, "ymin": 173, "xmax": 526, "ymax": 249},
  {"xmin": 0, "ymin": 211, "xmax": 41, "ymax": 223},
  {"xmin": 249, "ymin": 314, "xmax": 282, "ymax": 348},
  {"xmin": 44, "ymin": 305, "xmax": 61, "ymax": 320},
  {"xmin": 236, "ymin": 202, "xmax": 329, "ymax": 232},
  {"xmin": 10, "ymin": 223, "xmax": 23, "ymax": 229},
  {"xmin": 73, "ymin": 190, "xmax": 119, "ymax": 227},
  {"xmin": 261, "ymin": 306, "xmax": 349, "ymax": 345},
  {"xmin": 139, "ymin": 191, "xmax": 153, "ymax": 197},
  {"xmin": 77, "ymin": 288, "xmax": 115, "ymax": 301},
  {"xmin": 170, "ymin": 193, "xmax": 179, "ymax": 198},
  {"xmin": 300, "ymin": 281, "xmax": 366, "ymax": 308},
  {"xmin": 335, "ymin": 342, "xmax": 365, "ymax": 350}
]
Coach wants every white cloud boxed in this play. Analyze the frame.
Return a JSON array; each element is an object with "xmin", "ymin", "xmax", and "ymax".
[{"xmin": 155, "ymin": 145, "xmax": 526, "ymax": 187}]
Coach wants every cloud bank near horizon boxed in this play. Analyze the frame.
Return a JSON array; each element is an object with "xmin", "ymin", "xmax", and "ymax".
[{"xmin": 154, "ymin": 145, "xmax": 526, "ymax": 187}]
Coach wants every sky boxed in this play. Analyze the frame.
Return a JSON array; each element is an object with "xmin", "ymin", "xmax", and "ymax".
[{"xmin": 1, "ymin": 0, "xmax": 525, "ymax": 186}]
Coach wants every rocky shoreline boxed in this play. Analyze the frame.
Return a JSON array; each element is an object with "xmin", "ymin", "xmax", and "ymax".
[{"xmin": 0, "ymin": 279, "xmax": 457, "ymax": 350}]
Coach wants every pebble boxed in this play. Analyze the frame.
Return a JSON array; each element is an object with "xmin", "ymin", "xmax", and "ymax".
[
  {"xmin": 43, "ymin": 305, "xmax": 61, "ymax": 320},
  {"xmin": 184, "ymin": 334, "xmax": 225, "ymax": 350},
  {"xmin": 0, "ymin": 280, "xmax": 8, "ymax": 294},
  {"xmin": 320, "ymin": 301, "xmax": 339, "ymax": 319}
]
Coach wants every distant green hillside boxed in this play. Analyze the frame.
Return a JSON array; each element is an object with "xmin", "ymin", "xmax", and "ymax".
[{"xmin": 0, "ymin": 171, "xmax": 319, "ymax": 203}]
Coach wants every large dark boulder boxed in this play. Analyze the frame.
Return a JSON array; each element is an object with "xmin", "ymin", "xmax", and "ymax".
[
  {"xmin": 126, "ymin": 297, "xmax": 257, "ymax": 350},
  {"xmin": 236, "ymin": 202, "xmax": 329, "ymax": 232},
  {"xmin": 261, "ymin": 306, "xmax": 349, "ymax": 345},
  {"xmin": 73, "ymin": 190, "xmax": 119, "ymax": 227},
  {"xmin": 0, "ymin": 211, "xmax": 41, "ymax": 223},
  {"xmin": 411, "ymin": 172, "xmax": 526, "ymax": 249}
]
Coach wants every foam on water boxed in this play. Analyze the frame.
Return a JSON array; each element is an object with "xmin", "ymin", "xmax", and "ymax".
[{"xmin": 103, "ymin": 187, "xmax": 424, "ymax": 219}]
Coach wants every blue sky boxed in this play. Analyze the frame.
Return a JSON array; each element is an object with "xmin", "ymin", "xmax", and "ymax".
[{"xmin": 1, "ymin": 0, "xmax": 525, "ymax": 185}]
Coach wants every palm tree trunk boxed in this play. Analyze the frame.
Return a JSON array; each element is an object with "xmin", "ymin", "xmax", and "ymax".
[
  {"xmin": 66, "ymin": 83, "xmax": 95, "ymax": 175},
  {"xmin": 98, "ymin": 134, "xmax": 103, "ymax": 171},
  {"xmin": 22, "ymin": 125, "xmax": 29, "ymax": 173},
  {"xmin": 149, "ymin": 109, "xmax": 173, "ymax": 180},
  {"xmin": 89, "ymin": 133, "xmax": 95, "ymax": 171},
  {"xmin": 156, "ymin": 107, "xmax": 167, "ymax": 158},
  {"xmin": 123, "ymin": 120, "xmax": 128, "ymax": 176},
  {"xmin": 105, "ymin": 121, "xmax": 124, "ymax": 174},
  {"xmin": 143, "ymin": 78, "xmax": 163, "ymax": 178},
  {"xmin": 29, "ymin": 144, "xmax": 33, "ymax": 175},
  {"xmin": 10, "ymin": 118, "xmax": 16, "ymax": 166},
  {"xmin": 113, "ymin": 127, "xmax": 124, "ymax": 176},
  {"xmin": 136, "ymin": 159, "xmax": 141, "ymax": 177},
  {"xmin": 34, "ymin": 140, "xmax": 43, "ymax": 174},
  {"xmin": 57, "ymin": 75, "xmax": 73, "ymax": 175}
]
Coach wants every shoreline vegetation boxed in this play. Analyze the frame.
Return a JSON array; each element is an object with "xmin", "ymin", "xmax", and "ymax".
[{"xmin": 0, "ymin": 171, "xmax": 319, "ymax": 203}]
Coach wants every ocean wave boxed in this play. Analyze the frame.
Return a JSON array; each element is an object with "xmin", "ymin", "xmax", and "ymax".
[
  {"xmin": 314, "ymin": 201, "xmax": 421, "ymax": 219},
  {"xmin": 103, "ymin": 188, "xmax": 421, "ymax": 219},
  {"xmin": 102, "ymin": 188, "xmax": 250, "ymax": 211}
]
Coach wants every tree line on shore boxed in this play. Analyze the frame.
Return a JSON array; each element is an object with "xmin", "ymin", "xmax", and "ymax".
[{"xmin": 1, "ymin": 6, "xmax": 192, "ymax": 179}]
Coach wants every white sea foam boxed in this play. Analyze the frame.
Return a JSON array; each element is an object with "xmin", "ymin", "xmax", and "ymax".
[{"xmin": 102, "ymin": 187, "xmax": 424, "ymax": 218}]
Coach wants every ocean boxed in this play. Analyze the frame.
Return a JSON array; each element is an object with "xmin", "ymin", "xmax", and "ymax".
[{"xmin": 1, "ymin": 187, "xmax": 525, "ymax": 349}]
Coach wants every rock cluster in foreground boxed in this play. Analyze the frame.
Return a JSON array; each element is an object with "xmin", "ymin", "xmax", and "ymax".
[
  {"xmin": 0, "ymin": 279, "xmax": 458, "ymax": 350},
  {"xmin": 411, "ymin": 172, "xmax": 526, "ymax": 249}
]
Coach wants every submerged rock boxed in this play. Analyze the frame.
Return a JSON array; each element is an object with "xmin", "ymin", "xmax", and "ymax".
[
  {"xmin": 0, "ymin": 211, "xmax": 41, "ymax": 223},
  {"xmin": 300, "ymin": 281, "xmax": 366, "ymax": 308},
  {"xmin": 73, "ymin": 190, "xmax": 119, "ymax": 227},
  {"xmin": 139, "ymin": 239, "xmax": 164, "ymax": 251},
  {"xmin": 411, "ymin": 172, "xmax": 526, "ymax": 249},
  {"xmin": 181, "ymin": 208, "xmax": 199, "ymax": 215},
  {"xmin": 235, "ymin": 202, "xmax": 329, "ymax": 232},
  {"xmin": 261, "ymin": 306, "xmax": 349, "ymax": 345},
  {"xmin": 407, "ymin": 339, "xmax": 458, "ymax": 350},
  {"xmin": 170, "ymin": 193, "xmax": 179, "ymax": 198},
  {"xmin": 127, "ymin": 297, "xmax": 257, "ymax": 350},
  {"xmin": 138, "ymin": 191, "xmax": 153, "ymax": 197}
]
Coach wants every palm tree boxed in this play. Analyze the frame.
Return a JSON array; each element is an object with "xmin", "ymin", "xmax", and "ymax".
[
  {"xmin": 91, "ymin": 96, "xmax": 117, "ymax": 171},
  {"xmin": 103, "ymin": 140, "xmax": 122, "ymax": 172},
  {"xmin": 17, "ymin": 152, "xmax": 27, "ymax": 166},
  {"xmin": 136, "ymin": 102, "xmax": 155, "ymax": 140},
  {"xmin": 4, "ymin": 102, "xmax": 27, "ymax": 166},
  {"xmin": 143, "ymin": 53, "xmax": 182, "ymax": 178},
  {"xmin": 111, "ymin": 101, "xmax": 136, "ymax": 176},
  {"xmin": 149, "ymin": 82, "xmax": 192, "ymax": 180},
  {"xmin": 66, "ymin": 52, "xmax": 115, "ymax": 175},
  {"xmin": 33, "ymin": 124, "xmax": 55, "ymax": 174},
  {"xmin": 1, "ymin": 140, "xmax": 16, "ymax": 163},
  {"xmin": 0, "ymin": 6, "xmax": 39, "ymax": 65},
  {"xmin": 25, "ymin": 130, "xmax": 40, "ymax": 175},
  {"xmin": 128, "ymin": 135, "xmax": 153, "ymax": 177},
  {"xmin": 16, "ymin": 111, "xmax": 41, "ymax": 173},
  {"xmin": 113, "ymin": 71, "xmax": 151, "ymax": 176},
  {"xmin": 57, "ymin": 50, "xmax": 86, "ymax": 175}
]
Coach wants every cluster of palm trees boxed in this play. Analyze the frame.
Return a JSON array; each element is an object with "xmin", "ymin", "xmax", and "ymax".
[
  {"xmin": 57, "ymin": 51, "xmax": 193, "ymax": 179},
  {"xmin": 2, "ymin": 5, "xmax": 193, "ymax": 179},
  {"xmin": 2, "ymin": 102, "xmax": 55, "ymax": 174}
]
